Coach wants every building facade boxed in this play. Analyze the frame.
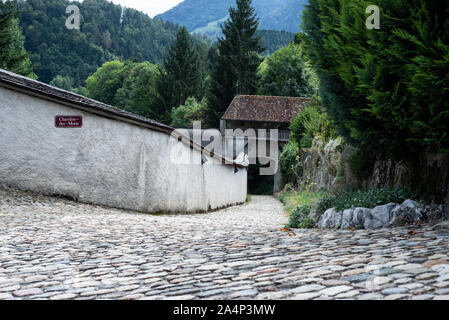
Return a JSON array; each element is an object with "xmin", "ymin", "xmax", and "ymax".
[{"xmin": 221, "ymin": 95, "xmax": 308, "ymax": 193}]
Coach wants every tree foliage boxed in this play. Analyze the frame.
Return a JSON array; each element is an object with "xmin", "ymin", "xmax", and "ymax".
[
  {"xmin": 155, "ymin": 27, "xmax": 206, "ymax": 124},
  {"xmin": 170, "ymin": 97, "xmax": 207, "ymax": 128},
  {"xmin": 206, "ymin": 0, "xmax": 264, "ymax": 127},
  {"xmin": 258, "ymin": 43, "xmax": 318, "ymax": 97},
  {"xmin": 0, "ymin": 0, "xmax": 35, "ymax": 78},
  {"xmin": 17, "ymin": 0, "xmax": 179, "ymax": 86},
  {"xmin": 86, "ymin": 60, "xmax": 160, "ymax": 119},
  {"xmin": 302, "ymin": 0, "xmax": 449, "ymax": 157},
  {"xmin": 290, "ymin": 99, "xmax": 337, "ymax": 149},
  {"xmin": 256, "ymin": 29, "xmax": 295, "ymax": 55}
]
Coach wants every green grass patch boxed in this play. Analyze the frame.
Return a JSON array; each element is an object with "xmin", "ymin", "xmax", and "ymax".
[
  {"xmin": 279, "ymin": 190, "xmax": 330, "ymax": 215},
  {"xmin": 316, "ymin": 188, "xmax": 422, "ymax": 216},
  {"xmin": 279, "ymin": 190, "xmax": 330, "ymax": 229}
]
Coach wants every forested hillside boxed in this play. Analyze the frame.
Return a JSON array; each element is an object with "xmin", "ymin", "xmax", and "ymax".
[
  {"xmin": 257, "ymin": 30, "xmax": 295, "ymax": 55},
  {"xmin": 17, "ymin": 0, "xmax": 179, "ymax": 86},
  {"xmin": 157, "ymin": 0, "xmax": 307, "ymax": 34}
]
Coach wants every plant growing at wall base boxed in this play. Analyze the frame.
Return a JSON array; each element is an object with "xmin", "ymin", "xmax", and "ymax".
[
  {"xmin": 287, "ymin": 205, "xmax": 315, "ymax": 229},
  {"xmin": 279, "ymin": 141, "xmax": 298, "ymax": 187},
  {"xmin": 290, "ymin": 99, "xmax": 337, "ymax": 149},
  {"xmin": 316, "ymin": 188, "xmax": 423, "ymax": 216}
]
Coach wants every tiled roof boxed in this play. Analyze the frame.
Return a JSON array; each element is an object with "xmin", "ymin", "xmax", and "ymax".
[{"xmin": 222, "ymin": 95, "xmax": 309, "ymax": 123}]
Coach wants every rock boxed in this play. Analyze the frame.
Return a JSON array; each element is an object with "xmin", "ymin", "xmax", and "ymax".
[
  {"xmin": 12, "ymin": 288, "xmax": 43, "ymax": 297},
  {"xmin": 353, "ymin": 208, "xmax": 371, "ymax": 228},
  {"xmin": 423, "ymin": 259, "xmax": 449, "ymax": 268},
  {"xmin": 294, "ymin": 292, "xmax": 321, "ymax": 300},
  {"xmin": 422, "ymin": 204, "xmax": 444, "ymax": 223},
  {"xmin": 291, "ymin": 284, "xmax": 324, "ymax": 294},
  {"xmin": 364, "ymin": 203, "xmax": 398, "ymax": 229},
  {"xmin": 389, "ymin": 200, "xmax": 423, "ymax": 227},
  {"xmin": 320, "ymin": 285, "xmax": 353, "ymax": 296},
  {"xmin": 317, "ymin": 208, "xmax": 343, "ymax": 229},
  {"xmin": 340, "ymin": 209, "xmax": 354, "ymax": 229}
]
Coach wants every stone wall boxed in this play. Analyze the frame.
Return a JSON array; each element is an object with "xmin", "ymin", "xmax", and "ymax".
[
  {"xmin": 298, "ymin": 137, "xmax": 449, "ymax": 219},
  {"xmin": 0, "ymin": 86, "xmax": 247, "ymax": 213},
  {"xmin": 361, "ymin": 154, "xmax": 449, "ymax": 219}
]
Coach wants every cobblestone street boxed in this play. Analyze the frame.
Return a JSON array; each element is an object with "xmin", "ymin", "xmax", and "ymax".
[{"xmin": 1, "ymin": 187, "xmax": 449, "ymax": 300}]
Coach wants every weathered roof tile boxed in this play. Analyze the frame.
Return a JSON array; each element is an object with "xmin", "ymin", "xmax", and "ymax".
[{"xmin": 222, "ymin": 95, "xmax": 309, "ymax": 123}]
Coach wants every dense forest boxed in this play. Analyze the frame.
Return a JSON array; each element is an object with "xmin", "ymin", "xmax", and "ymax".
[
  {"xmin": 14, "ymin": 0, "xmax": 293, "ymax": 88},
  {"xmin": 157, "ymin": 0, "xmax": 307, "ymax": 33},
  {"xmin": 17, "ymin": 0, "xmax": 180, "ymax": 86}
]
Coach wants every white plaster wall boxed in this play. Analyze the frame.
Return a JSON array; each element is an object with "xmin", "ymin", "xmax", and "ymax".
[{"xmin": 0, "ymin": 87, "xmax": 247, "ymax": 213}]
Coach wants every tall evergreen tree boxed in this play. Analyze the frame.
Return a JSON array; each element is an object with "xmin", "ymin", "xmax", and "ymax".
[
  {"xmin": 0, "ymin": 0, "xmax": 35, "ymax": 78},
  {"xmin": 206, "ymin": 0, "xmax": 264, "ymax": 127},
  {"xmin": 302, "ymin": 0, "xmax": 449, "ymax": 157},
  {"xmin": 155, "ymin": 27, "xmax": 204, "ymax": 124}
]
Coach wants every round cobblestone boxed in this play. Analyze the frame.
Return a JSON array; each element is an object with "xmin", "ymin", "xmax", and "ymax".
[{"xmin": 0, "ymin": 187, "xmax": 449, "ymax": 300}]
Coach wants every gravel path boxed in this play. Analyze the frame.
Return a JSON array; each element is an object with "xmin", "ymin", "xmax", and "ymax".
[{"xmin": 1, "ymin": 187, "xmax": 449, "ymax": 300}]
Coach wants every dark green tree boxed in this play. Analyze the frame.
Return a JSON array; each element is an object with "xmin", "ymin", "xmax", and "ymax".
[
  {"xmin": 0, "ymin": 0, "xmax": 35, "ymax": 78},
  {"xmin": 16, "ymin": 0, "xmax": 182, "ymax": 85},
  {"xmin": 155, "ymin": 26, "xmax": 205, "ymax": 124},
  {"xmin": 302, "ymin": 0, "xmax": 449, "ymax": 157},
  {"xmin": 258, "ymin": 43, "xmax": 318, "ymax": 97},
  {"xmin": 206, "ymin": 0, "xmax": 264, "ymax": 127}
]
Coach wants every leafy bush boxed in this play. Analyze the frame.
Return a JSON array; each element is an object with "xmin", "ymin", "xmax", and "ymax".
[
  {"xmin": 316, "ymin": 188, "xmax": 422, "ymax": 216},
  {"xmin": 170, "ymin": 97, "xmax": 207, "ymax": 128},
  {"xmin": 287, "ymin": 205, "xmax": 315, "ymax": 229},
  {"xmin": 290, "ymin": 99, "xmax": 337, "ymax": 149},
  {"xmin": 280, "ymin": 190, "xmax": 329, "ymax": 215},
  {"xmin": 279, "ymin": 141, "xmax": 298, "ymax": 187}
]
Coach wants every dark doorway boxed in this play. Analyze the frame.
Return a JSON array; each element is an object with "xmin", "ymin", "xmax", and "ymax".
[{"xmin": 248, "ymin": 161, "xmax": 274, "ymax": 195}]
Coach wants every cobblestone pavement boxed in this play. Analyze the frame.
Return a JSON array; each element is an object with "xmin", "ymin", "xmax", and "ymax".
[{"xmin": 1, "ymin": 187, "xmax": 449, "ymax": 300}]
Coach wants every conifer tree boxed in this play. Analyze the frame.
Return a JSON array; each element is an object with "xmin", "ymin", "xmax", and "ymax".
[
  {"xmin": 155, "ymin": 27, "xmax": 204, "ymax": 124},
  {"xmin": 302, "ymin": 0, "xmax": 449, "ymax": 157},
  {"xmin": 0, "ymin": 0, "xmax": 35, "ymax": 78},
  {"xmin": 206, "ymin": 0, "xmax": 264, "ymax": 127}
]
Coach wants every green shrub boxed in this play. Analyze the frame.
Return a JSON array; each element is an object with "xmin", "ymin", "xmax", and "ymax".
[
  {"xmin": 170, "ymin": 97, "xmax": 207, "ymax": 128},
  {"xmin": 316, "ymin": 188, "xmax": 422, "ymax": 216},
  {"xmin": 290, "ymin": 99, "xmax": 338, "ymax": 149},
  {"xmin": 279, "ymin": 190, "xmax": 329, "ymax": 215},
  {"xmin": 287, "ymin": 205, "xmax": 315, "ymax": 229},
  {"xmin": 279, "ymin": 141, "xmax": 298, "ymax": 187}
]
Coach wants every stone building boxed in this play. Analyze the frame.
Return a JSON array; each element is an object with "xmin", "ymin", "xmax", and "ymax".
[
  {"xmin": 220, "ymin": 95, "xmax": 309, "ymax": 193},
  {"xmin": 0, "ymin": 69, "xmax": 247, "ymax": 213}
]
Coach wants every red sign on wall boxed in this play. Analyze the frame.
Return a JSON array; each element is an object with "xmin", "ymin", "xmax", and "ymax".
[{"xmin": 55, "ymin": 116, "xmax": 83, "ymax": 128}]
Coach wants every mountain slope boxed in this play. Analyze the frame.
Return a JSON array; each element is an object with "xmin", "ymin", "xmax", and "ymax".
[
  {"xmin": 157, "ymin": 0, "xmax": 307, "ymax": 34},
  {"xmin": 17, "ymin": 0, "xmax": 179, "ymax": 86}
]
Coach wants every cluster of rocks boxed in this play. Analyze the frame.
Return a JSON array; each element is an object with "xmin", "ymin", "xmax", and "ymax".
[{"xmin": 318, "ymin": 200, "xmax": 444, "ymax": 230}]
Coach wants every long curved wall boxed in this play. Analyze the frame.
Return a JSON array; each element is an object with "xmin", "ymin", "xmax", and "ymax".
[{"xmin": 0, "ymin": 86, "xmax": 247, "ymax": 213}]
